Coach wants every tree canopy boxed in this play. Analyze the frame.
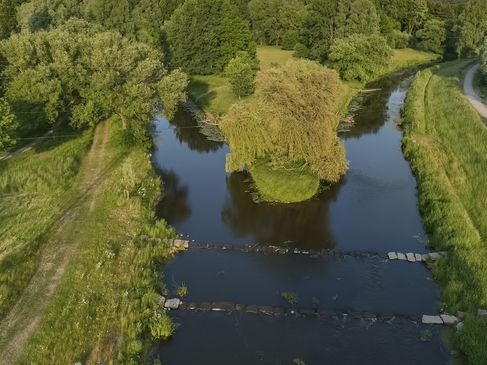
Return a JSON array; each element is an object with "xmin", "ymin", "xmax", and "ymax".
[
  {"xmin": 220, "ymin": 59, "xmax": 347, "ymax": 183},
  {"xmin": 15, "ymin": 0, "xmax": 183, "ymax": 48},
  {"xmin": 329, "ymin": 33, "xmax": 393, "ymax": 82},
  {"xmin": 225, "ymin": 53, "xmax": 256, "ymax": 98},
  {"xmin": 165, "ymin": 0, "xmax": 256, "ymax": 74},
  {"xmin": 416, "ymin": 19, "xmax": 446, "ymax": 54},
  {"xmin": 457, "ymin": 0, "xmax": 487, "ymax": 56},
  {"xmin": 0, "ymin": 19, "xmax": 187, "ymax": 142},
  {"xmin": 0, "ymin": 97, "xmax": 18, "ymax": 151}
]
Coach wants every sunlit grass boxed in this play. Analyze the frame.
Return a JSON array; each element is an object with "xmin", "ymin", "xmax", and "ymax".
[
  {"xmin": 0, "ymin": 126, "xmax": 92, "ymax": 319},
  {"xmin": 18, "ymin": 124, "xmax": 176, "ymax": 363},
  {"xmin": 256, "ymin": 46, "xmax": 294, "ymax": 70},
  {"xmin": 402, "ymin": 60, "xmax": 487, "ymax": 365},
  {"xmin": 249, "ymin": 159, "xmax": 320, "ymax": 203}
]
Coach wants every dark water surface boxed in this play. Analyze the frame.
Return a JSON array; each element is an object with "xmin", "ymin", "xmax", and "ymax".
[
  {"xmin": 153, "ymin": 76, "xmax": 427, "ymax": 252},
  {"xmin": 152, "ymin": 73, "xmax": 448, "ymax": 364}
]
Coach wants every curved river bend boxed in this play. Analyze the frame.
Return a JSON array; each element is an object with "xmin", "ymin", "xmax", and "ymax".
[{"xmin": 151, "ymin": 73, "xmax": 449, "ymax": 364}]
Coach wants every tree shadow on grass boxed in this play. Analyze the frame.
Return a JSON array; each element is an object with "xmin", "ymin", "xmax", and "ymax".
[{"xmin": 188, "ymin": 78, "xmax": 217, "ymax": 111}]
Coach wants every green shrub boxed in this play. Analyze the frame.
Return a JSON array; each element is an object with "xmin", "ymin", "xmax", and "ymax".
[
  {"xmin": 281, "ymin": 30, "xmax": 299, "ymax": 50},
  {"xmin": 225, "ymin": 54, "xmax": 256, "ymax": 98},
  {"xmin": 293, "ymin": 43, "xmax": 309, "ymax": 58},
  {"xmin": 416, "ymin": 19, "xmax": 446, "ymax": 54},
  {"xmin": 392, "ymin": 31, "xmax": 411, "ymax": 49},
  {"xmin": 329, "ymin": 34, "xmax": 393, "ymax": 82}
]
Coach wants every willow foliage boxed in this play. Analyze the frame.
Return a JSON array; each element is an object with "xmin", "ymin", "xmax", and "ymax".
[{"xmin": 220, "ymin": 59, "xmax": 347, "ymax": 183}]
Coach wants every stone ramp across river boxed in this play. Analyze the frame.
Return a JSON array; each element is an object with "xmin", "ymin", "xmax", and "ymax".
[{"xmin": 167, "ymin": 238, "xmax": 448, "ymax": 264}]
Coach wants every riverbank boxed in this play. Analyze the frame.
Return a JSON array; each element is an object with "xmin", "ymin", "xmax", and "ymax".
[
  {"xmin": 0, "ymin": 120, "xmax": 176, "ymax": 363},
  {"xmin": 402, "ymin": 60, "xmax": 487, "ymax": 365}
]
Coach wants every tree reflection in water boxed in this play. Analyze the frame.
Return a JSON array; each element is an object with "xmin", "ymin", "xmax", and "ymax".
[
  {"xmin": 170, "ymin": 109, "xmax": 224, "ymax": 153},
  {"xmin": 155, "ymin": 169, "xmax": 191, "ymax": 224},
  {"xmin": 221, "ymin": 172, "xmax": 344, "ymax": 249}
]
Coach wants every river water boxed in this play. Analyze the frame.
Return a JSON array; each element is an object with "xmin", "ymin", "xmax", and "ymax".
[{"xmin": 151, "ymin": 73, "xmax": 449, "ymax": 364}]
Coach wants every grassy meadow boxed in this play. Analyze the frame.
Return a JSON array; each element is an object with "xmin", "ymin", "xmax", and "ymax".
[
  {"xmin": 18, "ymin": 124, "xmax": 175, "ymax": 364},
  {"xmin": 0, "ymin": 125, "xmax": 92, "ymax": 319},
  {"xmin": 187, "ymin": 46, "xmax": 294, "ymax": 115},
  {"xmin": 0, "ymin": 121, "xmax": 177, "ymax": 364},
  {"xmin": 402, "ymin": 60, "xmax": 487, "ymax": 365}
]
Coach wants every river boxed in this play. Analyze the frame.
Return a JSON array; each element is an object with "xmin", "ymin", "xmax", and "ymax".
[{"xmin": 150, "ymin": 72, "xmax": 449, "ymax": 364}]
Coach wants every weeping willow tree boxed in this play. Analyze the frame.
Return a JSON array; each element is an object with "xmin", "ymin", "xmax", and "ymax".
[{"xmin": 220, "ymin": 59, "xmax": 347, "ymax": 194}]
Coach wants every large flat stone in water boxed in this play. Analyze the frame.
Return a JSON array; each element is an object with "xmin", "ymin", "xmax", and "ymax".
[{"xmin": 422, "ymin": 315, "xmax": 443, "ymax": 325}]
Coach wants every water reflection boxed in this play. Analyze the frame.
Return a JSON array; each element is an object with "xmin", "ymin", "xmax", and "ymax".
[
  {"xmin": 155, "ymin": 170, "xmax": 191, "ymax": 224},
  {"xmin": 153, "ymin": 70, "xmax": 427, "ymax": 251},
  {"xmin": 343, "ymin": 71, "xmax": 413, "ymax": 139},
  {"xmin": 222, "ymin": 172, "xmax": 342, "ymax": 248},
  {"xmin": 162, "ymin": 109, "xmax": 224, "ymax": 153}
]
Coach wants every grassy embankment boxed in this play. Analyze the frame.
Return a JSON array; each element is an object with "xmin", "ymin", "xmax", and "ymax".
[
  {"xmin": 0, "ymin": 121, "xmax": 177, "ymax": 364},
  {"xmin": 402, "ymin": 59, "xmax": 487, "ymax": 365},
  {"xmin": 0, "ymin": 125, "xmax": 92, "ymax": 319}
]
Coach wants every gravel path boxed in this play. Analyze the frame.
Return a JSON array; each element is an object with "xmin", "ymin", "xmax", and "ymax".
[{"xmin": 463, "ymin": 63, "xmax": 487, "ymax": 119}]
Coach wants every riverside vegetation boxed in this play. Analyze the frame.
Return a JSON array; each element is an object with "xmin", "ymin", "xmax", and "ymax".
[
  {"xmin": 402, "ymin": 60, "xmax": 487, "ymax": 365},
  {"xmin": 0, "ymin": 0, "xmax": 486, "ymax": 363}
]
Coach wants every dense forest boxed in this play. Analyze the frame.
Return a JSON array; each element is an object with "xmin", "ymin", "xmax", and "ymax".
[{"xmin": 0, "ymin": 0, "xmax": 486, "ymax": 149}]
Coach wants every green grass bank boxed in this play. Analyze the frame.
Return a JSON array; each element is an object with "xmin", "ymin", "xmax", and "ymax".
[
  {"xmin": 0, "ymin": 125, "xmax": 92, "ymax": 319},
  {"xmin": 249, "ymin": 160, "xmax": 320, "ymax": 203},
  {"xmin": 0, "ymin": 121, "xmax": 177, "ymax": 364},
  {"xmin": 402, "ymin": 60, "xmax": 487, "ymax": 365}
]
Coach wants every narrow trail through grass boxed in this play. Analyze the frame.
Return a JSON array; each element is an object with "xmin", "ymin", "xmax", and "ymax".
[{"xmin": 0, "ymin": 121, "xmax": 111, "ymax": 365}]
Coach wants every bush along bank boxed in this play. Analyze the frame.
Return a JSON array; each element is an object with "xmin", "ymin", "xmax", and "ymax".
[
  {"xmin": 402, "ymin": 61, "xmax": 487, "ymax": 365},
  {"xmin": 17, "ymin": 123, "xmax": 178, "ymax": 365}
]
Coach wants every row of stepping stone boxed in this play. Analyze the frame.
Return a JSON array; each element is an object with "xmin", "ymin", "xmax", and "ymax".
[
  {"xmin": 387, "ymin": 251, "xmax": 447, "ymax": 262},
  {"xmin": 422, "ymin": 309, "xmax": 487, "ymax": 330}
]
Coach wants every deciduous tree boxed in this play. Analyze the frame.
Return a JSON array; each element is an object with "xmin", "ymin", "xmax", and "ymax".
[
  {"xmin": 0, "ymin": 97, "xmax": 17, "ymax": 150},
  {"xmin": 416, "ymin": 19, "xmax": 446, "ymax": 54},
  {"xmin": 220, "ymin": 59, "xmax": 347, "ymax": 183},
  {"xmin": 225, "ymin": 54, "xmax": 255, "ymax": 97},
  {"xmin": 165, "ymin": 0, "xmax": 255, "ymax": 74},
  {"xmin": 1, "ymin": 20, "xmax": 188, "ymax": 143},
  {"xmin": 329, "ymin": 34, "xmax": 392, "ymax": 82},
  {"xmin": 457, "ymin": 0, "xmax": 487, "ymax": 56}
]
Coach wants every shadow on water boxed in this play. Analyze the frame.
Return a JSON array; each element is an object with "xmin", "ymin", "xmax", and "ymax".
[
  {"xmin": 161, "ymin": 108, "xmax": 224, "ymax": 153},
  {"xmin": 155, "ymin": 169, "xmax": 191, "ymax": 225},
  {"xmin": 342, "ymin": 69, "xmax": 416, "ymax": 139},
  {"xmin": 221, "ymin": 172, "xmax": 342, "ymax": 248}
]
